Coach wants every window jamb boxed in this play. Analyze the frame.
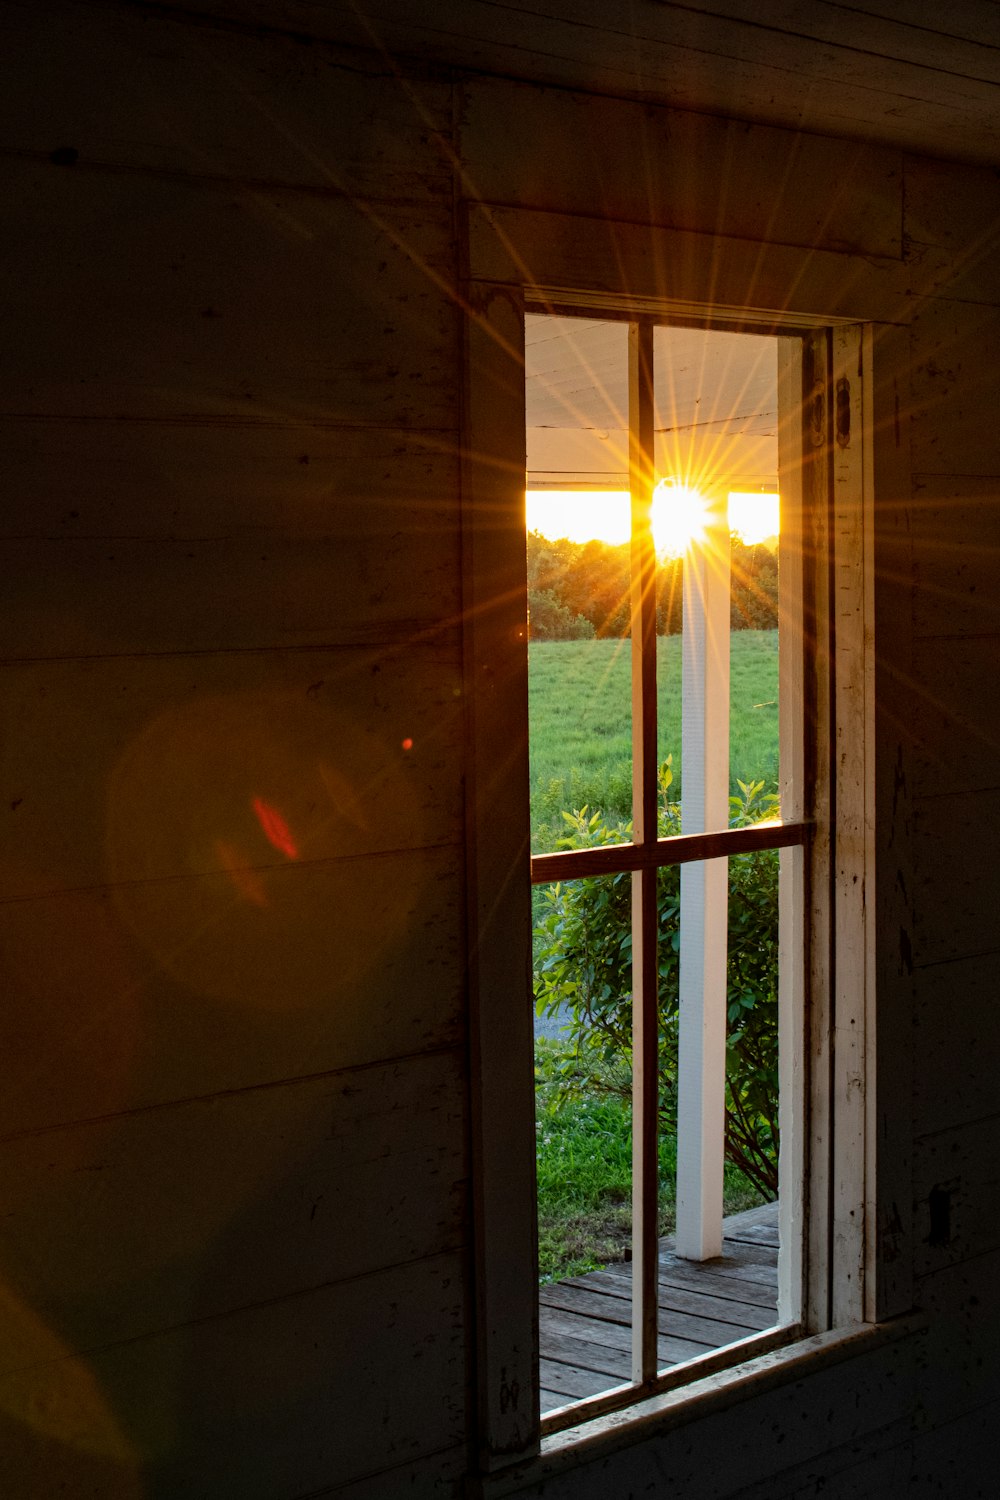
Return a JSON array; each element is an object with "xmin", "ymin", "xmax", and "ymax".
[{"xmin": 463, "ymin": 274, "xmax": 875, "ymax": 1471}]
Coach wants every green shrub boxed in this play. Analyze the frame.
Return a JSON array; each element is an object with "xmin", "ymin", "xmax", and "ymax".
[
  {"xmin": 533, "ymin": 766, "xmax": 780, "ymax": 1198},
  {"xmin": 528, "ymin": 588, "xmax": 596, "ymax": 641}
]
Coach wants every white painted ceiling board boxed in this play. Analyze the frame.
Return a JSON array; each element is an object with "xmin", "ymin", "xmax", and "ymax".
[{"xmin": 526, "ymin": 314, "xmax": 778, "ymax": 488}]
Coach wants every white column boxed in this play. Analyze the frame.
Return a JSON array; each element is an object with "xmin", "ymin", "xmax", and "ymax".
[{"xmin": 676, "ymin": 500, "xmax": 730, "ymax": 1261}]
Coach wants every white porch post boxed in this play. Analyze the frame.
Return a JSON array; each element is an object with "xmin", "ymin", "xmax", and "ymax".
[{"xmin": 676, "ymin": 499, "xmax": 731, "ymax": 1261}]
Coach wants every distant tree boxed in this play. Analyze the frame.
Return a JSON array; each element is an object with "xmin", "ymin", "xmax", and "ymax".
[
  {"xmin": 526, "ymin": 529, "xmax": 779, "ymax": 640},
  {"xmin": 730, "ymin": 540, "xmax": 779, "ymax": 629},
  {"xmin": 528, "ymin": 588, "xmax": 595, "ymax": 640}
]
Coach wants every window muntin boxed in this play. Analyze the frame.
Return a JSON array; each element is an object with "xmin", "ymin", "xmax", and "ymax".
[{"xmin": 526, "ymin": 312, "xmax": 808, "ymax": 1429}]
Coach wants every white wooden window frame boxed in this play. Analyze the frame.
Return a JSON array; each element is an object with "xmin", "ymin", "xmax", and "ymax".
[{"xmin": 462, "ymin": 209, "xmax": 905, "ymax": 1477}]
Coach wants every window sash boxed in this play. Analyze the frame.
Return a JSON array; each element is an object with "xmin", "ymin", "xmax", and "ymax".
[{"xmin": 462, "ymin": 266, "xmax": 874, "ymax": 1469}]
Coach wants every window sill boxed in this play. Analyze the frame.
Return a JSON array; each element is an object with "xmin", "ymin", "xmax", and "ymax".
[{"xmin": 476, "ymin": 1314, "xmax": 927, "ymax": 1498}]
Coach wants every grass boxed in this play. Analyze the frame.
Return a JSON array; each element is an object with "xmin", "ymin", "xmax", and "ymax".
[
  {"xmin": 535, "ymin": 1037, "xmax": 765, "ymax": 1283},
  {"xmin": 529, "ymin": 630, "xmax": 778, "ymax": 851},
  {"xmin": 531, "ymin": 633, "xmax": 779, "ymax": 1282}
]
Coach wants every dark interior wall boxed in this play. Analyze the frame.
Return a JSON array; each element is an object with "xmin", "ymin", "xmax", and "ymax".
[
  {"xmin": 1, "ymin": 2, "xmax": 998, "ymax": 1496},
  {"xmin": 1, "ymin": 4, "xmax": 470, "ymax": 1494}
]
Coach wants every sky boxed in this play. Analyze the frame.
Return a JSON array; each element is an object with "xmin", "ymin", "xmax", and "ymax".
[{"xmin": 525, "ymin": 486, "xmax": 779, "ymax": 554}]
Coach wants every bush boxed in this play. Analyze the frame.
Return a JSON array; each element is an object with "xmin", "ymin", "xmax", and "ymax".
[
  {"xmin": 533, "ymin": 766, "xmax": 780, "ymax": 1198},
  {"xmin": 527, "ymin": 588, "xmax": 596, "ymax": 641}
]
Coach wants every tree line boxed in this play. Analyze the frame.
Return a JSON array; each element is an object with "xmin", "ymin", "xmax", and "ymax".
[{"xmin": 527, "ymin": 531, "xmax": 779, "ymax": 640}]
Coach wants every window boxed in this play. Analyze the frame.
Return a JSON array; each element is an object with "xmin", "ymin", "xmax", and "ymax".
[
  {"xmin": 527, "ymin": 313, "xmax": 800, "ymax": 1424},
  {"xmin": 462, "ymin": 259, "xmax": 874, "ymax": 1472}
]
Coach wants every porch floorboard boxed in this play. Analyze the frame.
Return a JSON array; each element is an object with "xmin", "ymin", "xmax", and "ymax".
[{"xmin": 539, "ymin": 1201, "xmax": 780, "ymax": 1414}]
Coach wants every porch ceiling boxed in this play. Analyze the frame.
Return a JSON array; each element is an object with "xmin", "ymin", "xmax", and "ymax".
[{"xmin": 290, "ymin": 0, "xmax": 1000, "ymax": 166}]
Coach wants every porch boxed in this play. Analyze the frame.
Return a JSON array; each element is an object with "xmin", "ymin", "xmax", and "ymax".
[{"xmin": 539, "ymin": 1201, "xmax": 779, "ymax": 1412}]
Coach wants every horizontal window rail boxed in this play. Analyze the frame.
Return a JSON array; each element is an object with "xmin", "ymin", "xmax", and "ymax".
[{"xmin": 530, "ymin": 819, "xmax": 810, "ymax": 885}]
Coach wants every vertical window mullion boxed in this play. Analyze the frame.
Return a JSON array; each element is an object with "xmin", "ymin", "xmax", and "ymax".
[{"xmin": 628, "ymin": 318, "xmax": 660, "ymax": 1385}]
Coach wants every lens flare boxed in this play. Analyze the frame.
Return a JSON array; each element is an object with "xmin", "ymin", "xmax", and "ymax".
[
  {"xmin": 651, "ymin": 481, "xmax": 709, "ymax": 557},
  {"xmin": 252, "ymin": 797, "xmax": 299, "ymax": 860}
]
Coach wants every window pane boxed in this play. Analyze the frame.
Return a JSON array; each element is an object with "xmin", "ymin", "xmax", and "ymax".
[
  {"xmin": 533, "ymin": 873, "xmax": 635, "ymax": 1413},
  {"xmin": 525, "ymin": 314, "xmax": 634, "ymax": 855},
  {"xmin": 651, "ymin": 327, "xmax": 780, "ymax": 809},
  {"xmin": 730, "ymin": 626, "xmax": 780, "ymax": 802},
  {"xmin": 656, "ymin": 849, "xmax": 781, "ymax": 1369},
  {"xmin": 528, "ymin": 640, "xmax": 632, "ymax": 853}
]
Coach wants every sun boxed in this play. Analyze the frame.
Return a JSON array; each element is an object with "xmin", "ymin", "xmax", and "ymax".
[
  {"xmin": 651, "ymin": 482, "xmax": 709, "ymax": 559},
  {"xmin": 526, "ymin": 486, "xmax": 779, "ymax": 552}
]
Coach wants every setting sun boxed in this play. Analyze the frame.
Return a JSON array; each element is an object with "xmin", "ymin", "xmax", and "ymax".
[
  {"xmin": 651, "ymin": 482, "xmax": 708, "ymax": 558},
  {"xmin": 527, "ymin": 486, "xmax": 778, "ymax": 554}
]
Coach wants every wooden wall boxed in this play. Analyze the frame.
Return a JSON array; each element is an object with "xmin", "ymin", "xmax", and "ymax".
[
  {"xmin": 1, "ymin": 1, "xmax": 998, "ymax": 1495},
  {"xmin": 0, "ymin": 3, "xmax": 469, "ymax": 1494}
]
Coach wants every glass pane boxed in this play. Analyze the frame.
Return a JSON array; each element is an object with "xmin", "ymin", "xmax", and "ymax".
[
  {"xmin": 525, "ymin": 313, "xmax": 633, "ymax": 855},
  {"xmin": 654, "ymin": 848, "xmax": 780, "ymax": 1371},
  {"xmin": 651, "ymin": 327, "xmax": 781, "ymax": 814},
  {"xmin": 533, "ymin": 873, "xmax": 635, "ymax": 1414}
]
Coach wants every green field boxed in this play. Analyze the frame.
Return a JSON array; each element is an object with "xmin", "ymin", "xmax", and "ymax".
[
  {"xmin": 529, "ymin": 629, "xmax": 779, "ymax": 851},
  {"xmin": 535, "ymin": 1038, "xmax": 763, "ymax": 1280}
]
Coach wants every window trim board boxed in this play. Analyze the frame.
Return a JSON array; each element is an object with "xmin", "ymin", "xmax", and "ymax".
[{"xmin": 462, "ymin": 239, "xmax": 896, "ymax": 1469}]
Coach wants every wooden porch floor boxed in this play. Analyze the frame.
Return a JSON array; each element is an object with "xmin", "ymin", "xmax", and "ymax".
[{"xmin": 540, "ymin": 1202, "xmax": 780, "ymax": 1412}]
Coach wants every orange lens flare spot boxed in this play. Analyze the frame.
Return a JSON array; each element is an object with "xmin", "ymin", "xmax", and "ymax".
[
  {"xmin": 252, "ymin": 797, "xmax": 299, "ymax": 860},
  {"xmin": 215, "ymin": 841, "xmax": 270, "ymax": 906},
  {"xmin": 401, "ymin": 737, "xmax": 413, "ymax": 751}
]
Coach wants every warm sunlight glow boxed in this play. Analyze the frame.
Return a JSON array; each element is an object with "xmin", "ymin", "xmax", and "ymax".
[
  {"xmin": 728, "ymin": 491, "xmax": 779, "ymax": 544},
  {"xmin": 526, "ymin": 487, "xmax": 779, "ymax": 551},
  {"xmin": 651, "ymin": 482, "xmax": 709, "ymax": 558},
  {"xmin": 526, "ymin": 490, "xmax": 630, "ymax": 545}
]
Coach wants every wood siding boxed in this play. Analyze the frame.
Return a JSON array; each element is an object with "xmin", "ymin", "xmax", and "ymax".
[{"xmin": 1, "ymin": 1, "xmax": 998, "ymax": 1495}]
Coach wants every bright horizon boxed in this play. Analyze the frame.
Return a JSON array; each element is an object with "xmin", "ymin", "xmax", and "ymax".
[{"xmin": 526, "ymin": 487, "xmax": 779, "ymax": 553}]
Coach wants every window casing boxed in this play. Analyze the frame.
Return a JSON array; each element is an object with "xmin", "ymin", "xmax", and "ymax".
[{"xmin": 463, "ymin": 268, "xmax": 876, "ymax": 1472}]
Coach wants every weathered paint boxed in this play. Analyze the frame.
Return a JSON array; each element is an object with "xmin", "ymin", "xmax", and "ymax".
[{"xmin": 1, "ymin": 1, "xmax": 999, "ymax": 1495}]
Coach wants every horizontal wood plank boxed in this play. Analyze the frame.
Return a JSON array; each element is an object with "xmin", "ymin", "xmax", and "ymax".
[
  {"xmin": 0, "ymin": 535, "xmax": 462, "ymax": 656},
  {"xmin": 468, "ymin": 204, "xmax": 914, "ymax": 325},
  {"xmin": 0, "ymin": 846, "xmax": 464, "ymax": 1133},
  {"xmin": 0, "ymin": 1050, "xmax": 465, "ymax": 1364},
  {"xmin": 913, "ymin": 953, "xmax": 1000, "ymax": 1138},
  {"xmin": 909, "ymin": 300, "xmax": 1000, "ymax": 475},
  {"xmin": 0, "ymin": 163, "xmax": 456, "ymax": 428},
  {"xmin": 461, "ymin": 78, "xmax": 902, "ymax": 260},
  {"xmin": 0, "ymin": 420, "xmax": 459, "ymax": 542},
  {"xmin": 914, "ymin": 1113, "xmax": 1000, "ymax": 1274},
  {"xmin": 914, "ymin": 1249, "xmax": 1000, "ymax": 1428},
  {"xmin": 543, "ymin": 1280, "xmax": 775, "ymax": 1333},
  {"xmin": 0, "ymin": 3, "xmax": 453, "ymax": 200},
  {"xmin": 172, "ymin": 0, "xmax": 1000, "ymax": 163},
  {"xmin": 1, "ymin": 648, "xmax": 463, "ymax": 902},
  {"xmin": 908, "ymin": 636, "xmax": 1000, "ymax": 795},
  {"xmin": 0, "ymin": 1251, "xmax": 466, "ymax": 1499},
  {"xmin": 904, "ymin": 157, "xmax": 1000, "ymax": 305},
  {"xmin": 908, "ymin": 1405, "xmax": 1000, "ymax": 1499},
  {"xmin": 910, "ymin": 475, "xmax": 1000, "ymax": 637},
  {"xmin": 911, "ymin": 790, "xmax": 1000, "ymax": 965}
]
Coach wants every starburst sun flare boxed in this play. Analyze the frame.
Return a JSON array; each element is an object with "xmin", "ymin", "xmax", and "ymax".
[{"xmin": 525, "ymin": 485, "xmax": 778, "ymax": 555}]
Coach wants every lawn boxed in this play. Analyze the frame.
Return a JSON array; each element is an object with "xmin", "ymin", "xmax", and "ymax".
[
  {"xmin": 535, "ymin": 1037, "xmax": 764, "ymax": 1281},
  {"xmin": 531, "ymin": 629, "xmax": 779, "ymax": 1282},
  {"xmin": 529, "ymin": 630, "xmax": 779, "ymax": 851}
]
